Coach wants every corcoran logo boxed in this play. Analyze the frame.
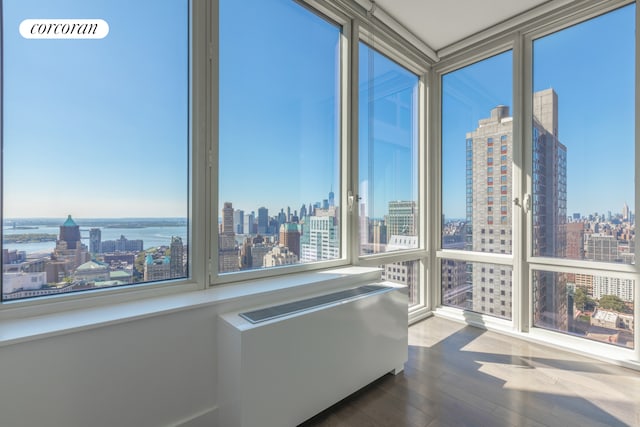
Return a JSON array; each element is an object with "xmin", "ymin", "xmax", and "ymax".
[{"xmin": 19, "ymin": 19, "xmax": 109, "ymax": 39}]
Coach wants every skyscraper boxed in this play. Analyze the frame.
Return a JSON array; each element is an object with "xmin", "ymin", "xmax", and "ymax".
[
  {"xmin": 219, "ymin": 202, "xmax": 239, "ymax": 272},
  {"xmin": 89, "ymin": 228, "xmax": 102, "ymax": 254},
  {"xmin": 46, "ymin": 215, "xmax": 90, "ymax": 283},
  {"xmin": 170, "ymin": 236, "xmax": 185, "ymax": 277},
  {"xmin": 623, "ymin": 202, "xmax": 631, "ymax": 222},
  {"xmin": 59, "ymin": 215, "xmax": 81, "ymax": 250},
  {"xmin": 300, "ymin": 207, "xmax": 340, "ymax": 262},
  {"xmin": 385, "ymin": 201, "xmax": 417, "ymax": 242},
  {"xmin": 233, "ymin": 209, "xmax": 244, "ymax": 235},
  {"xmin": 463, "ymin": 89, "xmax": 566, "ymax": 323},
  {"xmin": 258, "ymin": 207, "xmax": 269, "ymax": 235},
  {"xmin": 566, "ymin": 222, "xmax": 585, "ymax": 260},
  {"xmin": 244, "ymin": 211, "xmax": 256, "ymax": 235},
  {"xmin": 279, "ymin": 223, "xmax": 301, "ymax": 257}
]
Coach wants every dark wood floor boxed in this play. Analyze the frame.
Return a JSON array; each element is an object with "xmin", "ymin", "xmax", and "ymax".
[{"xmin": 300, "ymin": 316, "xmax": 640, "ymax": 427}]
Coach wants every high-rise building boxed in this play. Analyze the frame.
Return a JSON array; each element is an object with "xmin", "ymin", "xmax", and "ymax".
[
  {"xmin": 279, "ymin": 223, "xmax": 301, "ymax": 258},
  {"xmin": 574, "ymin": 273, "xmax": 594, "ymax": 297},
  {"xmin": 244, "ymin": 212, "xmax": 256, "ymax": 235},
  {"xmin": 277, "ymin": 209, "xmax": 286, "ymax": 226},
  {"xmin": 258, "ymin": 207, "xmax": 269, "ymax": 235},
  {"xmin": 45, "ymin": 215, "xmax": 90, "ymax": 283},
  {"xmin": 532, "ymin": 89, "xmax": 567, "ymax": 259},
  {"xmin": 170, "ymin": 236, "xmax": 185, "ymax": 277},
  {"xmin": 385, "ymin": 201, "xmax": 417, "ymax": 241},
  {"xmin": 586, "ymin": 234, "xmax": 619, "ymax": 262},
  {"xmin": 462, "ymin": 89, "xmax": 566, "ymax": 324},
  {"xmin": 566, "ymin": 222, "xmax": 585, "ymax": 260},
  {"xmin": 623, "ymin": 202, "xmax": 630, "ymax": 222},
  {"xmin": 219, "ymin": 202, "xmax": 239, "ymax": 273},
  {"xmin": 233, "ymin": 209, "xmax": 244, "ymax": 235},
  {"xmin": 240, "ymin": 237, "xmax": 253, "ymax": 269},
  {"xmin": 441, "ymin": 258, "xmax": 469, "ymax": 309},
  {"xmin": 300, "ymin": 207, "xmax": 340, "ymax": 262},
  {"xmin": 144, "ymin": 254, "xmax": 172, "ymax": 281},
  {"xmin": 59, "ymin": 215, "xmax": 81, "ymax": 250},
  {"xmin": 371, "ymin": 220, "xmax": 387, "ymax": 253},
  {"xmin": 359, "ymin": 203, "xmax": 369, "ymax": 251},
  {"xmin": 592, "ymin": 275, "xmax": 635, "ymax": 303},
  {"xmin": 99, "ymin": 235, "xmax": 143, "ymax": 253},
  {"xmin": 89, "ymin": 228, "xmax": 102, "ymax": 254},
  {"xmin": 382, "ymin": 236, "xmax": 419, "ymax": 305},
  {"xmin": 250, "ymin": 236, "xmax": 271, "ymax": 269}
]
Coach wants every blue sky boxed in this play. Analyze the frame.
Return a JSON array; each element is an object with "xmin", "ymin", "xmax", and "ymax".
[
  {"xmin": 358, "ymin": 42, "xmax": 419, "ymax": 219},
  {"xmin": 218, "ymin": 0, "xmax": 340, "ymax": 216},
  {"xmin": 3, "ymin": 1, "xmax": 635, "ymax": 222},
  {"xmin": 3, "ymin": 0, "xmax": 188, "ymax": 218},
  {"xmin": 443, "ymin": 3, "xmax": 635, "ymax": 220}
]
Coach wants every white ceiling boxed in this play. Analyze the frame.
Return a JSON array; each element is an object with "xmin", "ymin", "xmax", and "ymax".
[{"xmin": 372, "ymin": 0, "xmax": 554, "ymax": 52}]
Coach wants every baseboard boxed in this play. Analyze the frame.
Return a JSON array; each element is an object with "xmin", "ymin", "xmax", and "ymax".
[{"xmin": 174, "ymin": 405, "xmax": 218, "ymax": 427}]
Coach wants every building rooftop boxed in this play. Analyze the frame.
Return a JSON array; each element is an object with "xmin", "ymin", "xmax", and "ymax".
[
  {"xmin": 62, "ymin": 215, "xmax": 78, "ymax": 227},
  {"xmin": 76, "ymin": 260, "xmax": 107, "ymax": 271}
]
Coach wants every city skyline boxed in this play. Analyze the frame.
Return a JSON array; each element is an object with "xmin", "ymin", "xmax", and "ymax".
[
  {"xmin": 218, "ymin": 0, "xmax": 341, "ymax": 216},
  {"xmin": 442, "ymin": 4, "xmax": 635, "ymax": 220},
  {"xmin": 4, "ymin": 1, "xmax": 633, "ymax": 221}
]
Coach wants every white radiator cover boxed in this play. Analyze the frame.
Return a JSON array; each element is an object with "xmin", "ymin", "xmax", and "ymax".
[{"xmin": 217, "ymin": 282, "xmax": 408, "ymax": 427}]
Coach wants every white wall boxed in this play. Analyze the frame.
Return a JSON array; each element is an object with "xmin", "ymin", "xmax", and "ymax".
[
  {"xmin": 0, "ymin": 307, "xmax": 218, "ymax": 427},
  {"xmin": 0, "ymin": 268, "xmax": 383, "ymax": 427}
]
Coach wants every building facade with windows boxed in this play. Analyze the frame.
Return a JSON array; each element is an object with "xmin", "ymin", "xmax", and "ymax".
[{"xmin": 465, "ymin": 90, "xmax": 567, "ymax": 322}]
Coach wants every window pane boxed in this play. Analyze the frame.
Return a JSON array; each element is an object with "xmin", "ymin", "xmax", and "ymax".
[
  {"xmin": 441, "ymin": 259, "xmax": 512, "ymax": 320},
  {"xmin": 359, "ymin": 43, "xmax": 419, "ymax": 256},
  {"xmin": 2, "ymin": 1, "xmax": 189, "ymax": 301},
  {"xmin": 533, "ymin": 269, "xmax": 635, "ymax": 349},
  {"xmin": 532, "ymin": 5, "xmax": 635, "ymax": 264},
  {"xmin": 380, "ymin": 259, "xmax": 420, "ymax": 307},
  {"xmin": 442, "ymin": 51, "xmax": 513, "ymax": 254},
  {"xmin": 218, "ymin": 0, "xmax": 341, "ymax": 273}
]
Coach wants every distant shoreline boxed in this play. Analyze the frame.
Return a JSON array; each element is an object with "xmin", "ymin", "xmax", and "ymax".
[
  {"xmin": 3, "ymin": 233, "xmax": 57, "ymax": 243},
  {"xmin": 3, "ymin": 218, "xmax": 188, "ymax": 229}
]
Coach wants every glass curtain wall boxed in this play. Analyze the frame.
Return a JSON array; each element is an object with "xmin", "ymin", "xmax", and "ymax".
[
  {"xmin": 531, "ymin": 4, "xmax": 635, "ymax": 349},
  {"xmin": 441, "ymin": 51, "xmax": 514, "ymax": 319}
]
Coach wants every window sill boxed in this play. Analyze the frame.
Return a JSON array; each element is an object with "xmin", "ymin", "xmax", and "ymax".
[{"xmin": 0, "ymin": 266, "xmax": 381, "ymax": 347}]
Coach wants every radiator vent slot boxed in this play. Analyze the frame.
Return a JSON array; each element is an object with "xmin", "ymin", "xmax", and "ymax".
[{"xmin": 239, "ymin": 284, "xmax": 392, "ymax": 324}]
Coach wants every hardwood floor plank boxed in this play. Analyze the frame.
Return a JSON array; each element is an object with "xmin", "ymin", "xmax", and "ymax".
[{"xmin": 300, "ymin": 316, "xmax": 640, "ymax": 427}]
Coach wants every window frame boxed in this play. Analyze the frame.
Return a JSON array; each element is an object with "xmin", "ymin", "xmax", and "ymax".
[
  {"xmin": 0, "ymin": 0, "xmax": 204, "ymax": 317},
  {"xmin": 434, "ymin": 41, "xmax": 518, "ymax": 328},
  {"xmin": 432, "ymin": 0, "xmax": 638, "ymax": 364},
  {"xmin": 210, "ymin": 1, "xmax": 352, "ymax": 285},
  {"xmin": 354, "ymin": 21, "xmax": 431, "ymax": 318},
  {"xmin": 522, "ymin": 0, "xmax": 638, "ymax": 357}
]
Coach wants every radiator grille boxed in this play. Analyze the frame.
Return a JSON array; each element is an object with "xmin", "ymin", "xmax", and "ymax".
[{"xmin": 239, "ymin": 284, "xmax": 392, "ymax": 324}]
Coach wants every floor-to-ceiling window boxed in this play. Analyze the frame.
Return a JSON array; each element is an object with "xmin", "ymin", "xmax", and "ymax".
[
  {"xmin": 529, "ymin": 3, "xmax": 635, "ymax": 349},
  {"xmin": 437, "ymin": 1, "xmax": 637, "ymax": 361},
  {"xmin": 358, "ymin": 41, "xmax": 423, "ymax": 307},
  {"xmin": 440, "ymin": 50, "xmax": 514, "ymax": 320}
]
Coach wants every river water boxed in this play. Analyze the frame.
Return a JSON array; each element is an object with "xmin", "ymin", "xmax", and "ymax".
[{"xmin": 3, "ymin": 223, "xmax": 188, "ymax": 255}]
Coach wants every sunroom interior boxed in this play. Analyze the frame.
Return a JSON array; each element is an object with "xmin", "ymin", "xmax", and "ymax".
[{"xmin": 0, "ymin": 0, "xmax": 638, "ymax": 426}]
